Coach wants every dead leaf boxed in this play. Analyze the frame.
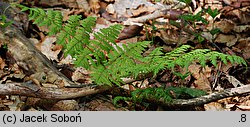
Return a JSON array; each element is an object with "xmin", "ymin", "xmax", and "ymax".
[
  {"xmin": 130, "ymin": 5, "xmax": 156, "ymax": 17},
  {"xmin": 89, "ymin": 0, "xmax": 100, "ymax": 14},
  {"xmin": 215, "ymin": 34, "xmax": 238, "ymax": 47},
  {"xmin": 50, "ymin": 100, "xmax": 79, "ymax": 111},
  {"xmin": 188, "ymin": 64, "xmax": 212, "ymax": 92},
  {"xmin": 118, "ymin": 25, "xmax": 143, "ymax": 40},
  {"xmin": 109, "ymin": 0, "xmax": 156, "ymax": 18},
  {"xmin": 72, "ymin": 67, "xmax": 92, "ymax": 84},
  {"xmin": 76, "ymin": 0, "xmax": 90, "ymax": 12},
  {"xmin": 215, "ymin": 20, "xmax": 235, "ymax": 33},
  {"xmin": 225, "ymin": 74, "xmax": 244, "ymax": 87},
  {"xmin": 236, "ymin": 105, "xmax": 250, "ymax": 110},
  {"xmin": 7, "ymin": 96, "xmax": 23, "ymax": 111},
  {"xmin": 39, "ymin": 37, "xmax": 61, "ymax": 61},
  {"xmin": 236, "ymin": 37, "xmax": 250, "ymax": 60},
  {"xmin": 234, "ymin": 25, "xmax": 250, "ymax": 33},
  {"xmin": 0, "ymin": 57, "xmax": 5, "ymax": 69},
  {"xmin": 106, "ymin": 4, "xmax": 115, "ymax": 14},
  {"xmin": 204, "ymin": 102, "xmax": 229, "ymax": 111}
]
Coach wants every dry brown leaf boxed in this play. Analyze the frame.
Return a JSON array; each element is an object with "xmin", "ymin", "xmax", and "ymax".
[
  {"xmin": 76, "ymin": 0, "xmax": 90, "ymax": 12},
  {"xmin": 109, "ymin": 0, "xmax": 156, "ymax": 18},
  {"xmin": 188, "ymin": 64, "xmax": 211, "ymax": 92},
  {"xmin": 223, "ymin": 7, "xmax": 250, "ymax": 24},
  {"xmin": 0, "ymin": 57, "xmax": 5, "ymax": 69},
  {"xmin": 106, "ymin": 4, "xmax": 115, "ymax": 14},
  {"xmin": 118, "ymin": 25, "xmax": 143, "ymax": 40},
  {"xmin": 236, "ymin": 105, "xmax": 250, "ymax": 110},
  {"xmin": 221, "ymin": 62, "xmax": 233, "ymax": 72},
  {"xmin": 204, "ymin": 102, "xmax": 229, "ymax": 111},
  {"xmin": 215, "ymin": 20, "xmax": 235, "ymax": 33},
  {"xmin": 50, "ymin": 100, "xmax": 79, "ymax": 111},
  {"xmin": 7, "ymin": 96, "xmax": 23, "ymax": 111},
  {"xmin": 72, "ymin": 67, "xmax": 92, "ymax": 84},
  {"xmin": 236, "ymin": 37, "xmax": 250, "ymax": 60},
  {"xmin": 234, "ymin": 25, "xmax": 250, "ymax": 33},
  {"xmin": 39, "ymin": 37, "xmax": 61, "ymax": 61},
  {"xmin": 118, "ymin": 36, "xmax": 139, "ymax": 44},
  {"xmin": 89, "ymin": 0, "xmax": 100, "ymax": 14},
  {"xmin": 225, "ymin": 74, "xmax": 244, "ymax": 87},
  {"xmin": 215, "ymin": 34, "xmax": 238, "ymax": 47},
  {"xmin": 130, "ymin": 5, "xmax": 156, "ymax": 17}
]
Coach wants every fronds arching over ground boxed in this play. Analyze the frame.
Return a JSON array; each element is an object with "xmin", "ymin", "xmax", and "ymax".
[
  {"xmin": 1, "ymin": 1, "xmax": 248, "ymax": 111},
  {"xmin": 17, "ymin": 5, "xmax": 247, "ymax": 86}
]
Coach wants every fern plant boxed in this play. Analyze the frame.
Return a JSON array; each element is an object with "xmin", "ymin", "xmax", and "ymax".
[
  {"xmin": 113, "ymin": 86, "xmax": 207, "ymax": 106},
  {"xmin": 16, "ymin": 5, "xmax": 247, "ymax": 87}
]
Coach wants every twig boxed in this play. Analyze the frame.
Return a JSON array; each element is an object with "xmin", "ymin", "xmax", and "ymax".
[{"xmin": 145, "ymin": 84, "xmax": 250, "ymax": 107}]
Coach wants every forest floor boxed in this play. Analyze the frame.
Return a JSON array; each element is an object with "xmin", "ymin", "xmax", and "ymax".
[{"xmin": 0, "ymin": 0, "xmax": 250, "ymax": 111}]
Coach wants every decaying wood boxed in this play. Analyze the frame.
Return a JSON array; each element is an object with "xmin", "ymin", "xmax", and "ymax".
[
  {"xmin": 0, "ymin": 24, "xmax": 115, "ymax": 99},
  {"xmin": 0, "ymin": 1, "xmax": 114, "ymax": 99},
  {"xmin": 0, "ymin": 25, "xmax": 74, "ymax": 86},
  {"xmin": 0, "ymin": 82, "xmax": 110, "ymax": 99}
]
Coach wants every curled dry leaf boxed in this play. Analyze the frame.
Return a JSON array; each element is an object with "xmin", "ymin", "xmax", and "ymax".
[
  {"xmin": 39, "ymin": 37, "xmax": 61, "ymax": 62},
  {"xmin": 225, "ymin": 74, "xmax": 244, "ymax": 87},
  {"xmin": 107, "ymin": 0, "xmax": 156, "ymax": 18},
  {"xmin": 130, "ymin": 5, "xmax": 156, "ymax": 17},
  {"xmin": 106, "ymin": 4, "xmax": 115, "ymax": 14}
]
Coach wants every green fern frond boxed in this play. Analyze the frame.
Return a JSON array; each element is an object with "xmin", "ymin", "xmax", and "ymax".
[
  {"xmin": 91, "ymin": 24, "xmax": 123, "ymax": 54},
  {"xmin": 57, "ymin": 15, "xmax": 82, "ymax": 47},
  {"xmin": 91, "ymin": 41, "xmax": 150, "ymax": 85},
  {"xmin": 47, "ymin": 10, "xmax": 63, "ymax": 35},
  {"xmin": 108, "ymin": 41, "xmax": 150, "ymax": 78},
  {"xmin": 164, "ymin": 45, "xmax": 247, "ymax": 70},
  {"xmin": 20, "ymin": 5, "xmax": 247, "ymax": 87},
  {"xmin": 232, "ymin": 55, "xmax": 247, "ymax": 66},
  {"xmin": 17, "ymin": 5, "xmax": 63, "ymax": 35},
  {"xmin": 74, "ymin": 24, "xmax": 123, "ymax": 70},
  {"xmin": 114, "ymin": 86, "xmax": 207, "ymax": 105},
  {"xmin": 113, "ymin": 96, "xmax": 132, "ymax": 107},
  {"xmin": 59, "ymin": 16, "xmax": 96, "ymax": 58}
]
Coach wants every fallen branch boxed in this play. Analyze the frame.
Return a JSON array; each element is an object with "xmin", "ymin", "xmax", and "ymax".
[
  {"xmin": 123, "ymin": 8, "xmax": 182, "ymax": 26},
  {"xmin": 0, "ymin": 82, "xmax": 111, "ymax": 99},
  {"xmin": 145, "ymin": 84, "xmax": 250, "ymax": 107}
]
